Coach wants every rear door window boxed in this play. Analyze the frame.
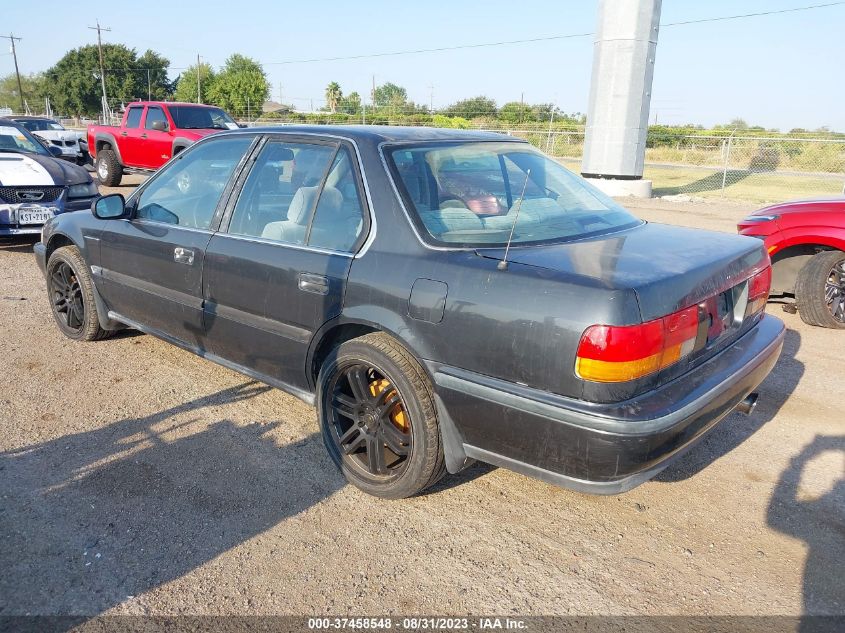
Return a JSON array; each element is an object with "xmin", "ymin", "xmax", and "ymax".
[
  {"xmin": 226, "ymin": 140, "xmax": 335, "ymax": 244},
  {"xmin": 125, "ymin": 107, "xmax": 143, "ymax": 129}
]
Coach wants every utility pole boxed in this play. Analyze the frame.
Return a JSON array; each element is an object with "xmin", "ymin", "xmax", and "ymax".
[
  {"xmin": 520, "ymin": 92, "xmax": 524, "ymax": 124},
  {"xmin": 371, "ymin": 75, "xmax": 376, "ymax": 109},
  {"xmin": 279, "ymin": 82, "xmax": 283, "ymax": 105},
  {"xmin": 147, "ymin": 69, "xmax": 151, "ymax": 100},
  {"xmin": 88, "ymin": 21, "xmax": 111, "ymax": 121},
  {"xmin": 1, "ymin": 34, "xmax": 25, "ymax": 112},
  {"xmin": 196, "ymin": 53, "xmax": 202, "ymax": 103},
  {"xmin": 581, "ymin": 0, "xmax": 662, "ymax": 198},
  {"xmin": 428, "ymin": 84, "xmax": 434, "ymax": 113}
]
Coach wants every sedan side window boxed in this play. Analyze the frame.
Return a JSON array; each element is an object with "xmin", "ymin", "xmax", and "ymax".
[
  {"xmin": 307, "ymin": 148, "xmax": 366, "ymax": 252},
  {"xmin": 135, "ymin": 136, "xmax": 253, "ymax": 229},
  {"xmin": 227, "ymin": 141, "xmax": 335, "ymax": 245}
]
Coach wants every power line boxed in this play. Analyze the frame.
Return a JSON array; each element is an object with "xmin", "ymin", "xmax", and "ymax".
[
  {"xmin": 661, "ymin": 1, "xmax": 845, "ymax": 27},
  {"xmin": 264, "ymin": 32, "xmax": 594, "ymax": 66},
  {"xmin": 260, "ymin": 1, "xmax": 844, "ymax": 66}
]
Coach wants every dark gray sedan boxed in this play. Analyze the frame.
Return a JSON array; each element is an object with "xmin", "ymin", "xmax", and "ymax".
[{"xmin": 34, "ymin": 126, "xmax": 785, "ymax": 499}]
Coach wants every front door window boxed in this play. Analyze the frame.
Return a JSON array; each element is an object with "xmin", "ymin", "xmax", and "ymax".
[{"xmin": 135, "ymin": 136, "xmax": 254, "ymax": 229}]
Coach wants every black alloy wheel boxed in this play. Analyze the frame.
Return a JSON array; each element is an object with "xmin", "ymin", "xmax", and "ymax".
[
  {"xmin": 825, "ymin": 259, "xmax": 845, "ymax": 323},
  {"xmin": 46, "ymin": 246, "xmax": 112, "ymax": 341},
  {"xmin": 317, "ymin": 332, "xmax": 446, "ymax": 499},
  {"xmin": 796, "ymin": 250, "xmax": 845, "ymax": 329},
  {"xmin": 326, "ymin": 363, "xmax": 412, "ymax": 479},
  {"xmin": 50, "ymin": 260, "xmax": 85, "ymax": 333}
]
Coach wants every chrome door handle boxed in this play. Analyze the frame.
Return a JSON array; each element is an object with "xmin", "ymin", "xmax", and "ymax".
[
  {"xmin": 298, "ymin": 272, "xmax": 329, "ymax": 295},
  {"xmin": 173, "ymin": 247, "xmax": 195, "ymax": 265}
]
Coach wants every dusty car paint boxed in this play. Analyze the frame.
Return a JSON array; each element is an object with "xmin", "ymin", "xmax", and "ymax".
[{"xmin": 35, "ymin": 126, "xmax": 785, "ymax": 493}]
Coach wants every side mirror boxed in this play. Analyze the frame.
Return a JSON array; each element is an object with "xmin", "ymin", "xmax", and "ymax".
[
  {"xmin": 47, "ymin": 145, "xmax": 63, "ymax": 157},
  {"xmin": 150, "ymin": 120, "xmax": 169, "ymax": 132},
  {"xmin": 92, "ymin": 194, "xmax": 127, "ymax": 219}
]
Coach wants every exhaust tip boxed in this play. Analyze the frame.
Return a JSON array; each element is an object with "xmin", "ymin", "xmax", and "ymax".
[{"xmin": 736, "ymin": 392, "xmax": 759, "ymax": 415}]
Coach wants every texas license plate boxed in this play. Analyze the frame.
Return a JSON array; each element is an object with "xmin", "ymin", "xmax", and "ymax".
[{"xmin": 18, "ymin": 208, "xmax": 54, "ymax": 225}]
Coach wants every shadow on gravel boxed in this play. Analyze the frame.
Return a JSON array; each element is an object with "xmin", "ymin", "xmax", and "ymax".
[
  {"xmin": 0, "ymin": 237, "xmax": 39, "ymax": 253},
  {"xmin": 657, "ymin": 327, "xmax": 803, "ymax": 482},
  {"xmin": 0, "ymin": 381, "xmax": 345, "ymax": 621},
  {"xmin": 767, "ymin": 434, "xmax": 845, "ymax": 621}
]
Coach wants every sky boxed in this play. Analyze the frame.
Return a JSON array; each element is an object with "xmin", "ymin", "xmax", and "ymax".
[{"xmin": 2, "ymin": 0, "xmax": 844, "ymax": 131}]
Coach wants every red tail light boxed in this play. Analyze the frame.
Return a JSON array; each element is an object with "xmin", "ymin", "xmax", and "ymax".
[
  {"xmin": 576, "ymin": 266, "xmax": 772, "ymax": 383},
  {"xmin": 745, "ymin": 266, "xmax": 771, "ymax": 317},
  {"xmin": 575, "ymin": 305, "xmax": 699, "ymax": 383}
]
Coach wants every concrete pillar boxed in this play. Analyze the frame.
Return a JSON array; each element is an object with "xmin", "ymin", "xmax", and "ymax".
[{"xmin": 581, "ymin": 0, "xmax": 661, "ymax": 198}]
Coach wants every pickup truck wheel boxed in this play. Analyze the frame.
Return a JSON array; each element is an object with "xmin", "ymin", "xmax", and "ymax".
[
  {"xmin": 47, "ymin": 246, "xmax": 112, "ymax": 341},
  {"xmin": 317, "ymin": 332, "xmax": 446, "ymax": 499},
  {"xmin": 95, "ymin": 149, "xmax": 122, "ymax": 187},
  {"xmin": 795, "ymin": 250, "xmax": 845, "ymax": 329}
]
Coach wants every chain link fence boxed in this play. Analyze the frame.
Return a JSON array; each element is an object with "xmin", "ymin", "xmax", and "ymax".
[
  {"xmin": 13, "ymin": 107, "xmax": 844, "ymax": 204},
  {"xmin": 499, "ymin": 129, "xmax": 845, "ymax": 203}
]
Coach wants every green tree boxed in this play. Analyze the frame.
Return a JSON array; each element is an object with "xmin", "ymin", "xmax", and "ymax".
[
  {"xmin": 338, "ymin": 91, "xmax": 361, "ymax": 115},
  {"xmin": 373, "ymin": 82, "xmax": 407, "ymax": 108},
  {"xmin": 325, "ymin": 81, "xmax": 342, "ymax": 113},
  {"xmin": 44, "ymin": 44, "xmax": 144, "ymax": 116},
  {"xmin": 443, "ymin": 96, "xmax": 497, "ymax": 119},
  {"xmin": 136, "ymin": 49, "xmax": 173, "ymax": 100},
  {"xmin": 0, "ymin": 72, "xmax": 47, "ymax": 111},
  {"xmin": 205, "ymin": 54, "xmax": 269, "ymax": 118},
  {"xmin": 173, "ymin": 62, "xmax": 216, "ymax": 104},
  {"xmin": 498, "ymin": 101, "xmax": 534, "ymax": 124}
]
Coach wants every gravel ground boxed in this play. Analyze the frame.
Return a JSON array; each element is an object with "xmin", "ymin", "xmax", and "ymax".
[{"xmin": 0, "ymin": 184, "xmax": 842, "ymax": 618}]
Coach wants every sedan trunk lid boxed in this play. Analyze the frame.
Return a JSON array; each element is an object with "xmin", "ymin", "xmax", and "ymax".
[{"xmin": 477, "ymin": 222, "xmax": 768, "ymax": 322}]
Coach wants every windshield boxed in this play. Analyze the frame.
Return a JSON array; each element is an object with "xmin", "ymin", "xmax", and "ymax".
[
  {"xmin": 0, "ymin": 123, "xmax": 50, "ymax": 155},
  {"xmin": 168, "ymin": 105, "xmax": 238, "ymax": 130},
  {"xmin": 16, "ymin": 119, "xmax": 64, "ymax": 132},
  {"xmin": 386, "ymin": 141, "xmax": 641, "ymax": 247}
]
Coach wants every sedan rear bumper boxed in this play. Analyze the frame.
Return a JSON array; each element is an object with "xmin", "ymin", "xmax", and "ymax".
[{"xmin": 432, "ymin": 314, "xmax": 785, "ymax": 494}]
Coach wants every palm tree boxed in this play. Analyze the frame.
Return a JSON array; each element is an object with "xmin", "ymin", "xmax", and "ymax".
[{"xmin": 325, "ymin": 82, "xmax": 342, "ymax": 113}]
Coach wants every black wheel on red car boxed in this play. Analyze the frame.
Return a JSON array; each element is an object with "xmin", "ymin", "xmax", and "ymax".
[
  {"xmin": 95, "ymin": 149, "xmax": 122, "ymax": 187},
  {"xmin": 46, "ymin": 246, "xmax": 112, "ymax": 341},
  {"xmin": 317, "ymin": 332, "xmax": 446, "ymax": 499},
  {"xmin": 795, "ymin": 250, "xmax": 845, "ymax": 329}
]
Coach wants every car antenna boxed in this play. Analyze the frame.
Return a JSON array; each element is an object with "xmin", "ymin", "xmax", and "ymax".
[{"xmin": 497, "ymin": 168, "xmax": 531, "ymax": 271}]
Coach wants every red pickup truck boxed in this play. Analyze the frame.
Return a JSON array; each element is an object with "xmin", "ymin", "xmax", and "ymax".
[{"xmin": 87, "ymin": 101, "xmax": 239, "ymax": 186}]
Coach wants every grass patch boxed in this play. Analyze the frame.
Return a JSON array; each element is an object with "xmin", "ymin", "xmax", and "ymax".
[
  {"xmin": 556, "ymin": 159, "xmax": 843, "ymax": 204},
  {"xmin": 646, "ymin": 166, "xmax": 844, "ymax": 203}
]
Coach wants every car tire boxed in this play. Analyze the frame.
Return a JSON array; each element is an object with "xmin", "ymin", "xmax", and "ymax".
[
  {"xmin": 46, "ymin": 246, "xmax": 113, "ymax": 341},
  {"xmin": 795, "ymin": 250, "xmax": 845, "ymax": 329},
  {"xmin": 317, "ymin": 332, "xmax": 447, "ymax": 499},
  {"xmin": 95, "ymin": 149, "xmax": 122, "ymax": 187}
]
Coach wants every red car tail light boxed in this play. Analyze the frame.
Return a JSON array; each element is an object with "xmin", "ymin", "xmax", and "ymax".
[
  {"xmin": 575, "ymin": 305, "xmax": 699, "ymax": 383},
  {"xmin": 746, "ymin": 266, "xmax": 772, "ymax": 317}
]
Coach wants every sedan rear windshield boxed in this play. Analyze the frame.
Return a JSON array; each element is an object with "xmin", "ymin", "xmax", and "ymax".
[{"xmin": 385, "ymin": 141, "xmax": 641, "ymax": 247}]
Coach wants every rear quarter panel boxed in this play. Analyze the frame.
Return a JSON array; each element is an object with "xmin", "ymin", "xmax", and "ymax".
[{"xmin": 344, "ymin": 246, "xmax": 642, "ymax": 401}]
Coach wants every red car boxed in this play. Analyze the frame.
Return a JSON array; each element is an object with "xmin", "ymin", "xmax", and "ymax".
[
  {"xmin": 738, "ymin": 197, "xmax": 845, "ymax": 328},
  {"xmin": 87, "ymin": 101, "xmax": 239, "ymax": 187}
]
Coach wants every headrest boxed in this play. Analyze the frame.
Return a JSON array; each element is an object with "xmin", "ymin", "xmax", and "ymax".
[{"xmin": 287, "ymin": 186, "xmax": 343, "ymax": 224}]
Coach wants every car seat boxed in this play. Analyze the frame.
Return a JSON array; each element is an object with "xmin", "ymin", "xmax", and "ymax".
[{"xmin": 261, "ymin": 186, "xmax": 343, "ymax": 245}]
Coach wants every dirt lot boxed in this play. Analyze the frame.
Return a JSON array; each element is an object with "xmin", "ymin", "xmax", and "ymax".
[{"xmin": 0, "ymin": 184, "xmax": 842, "ymax": 618}]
